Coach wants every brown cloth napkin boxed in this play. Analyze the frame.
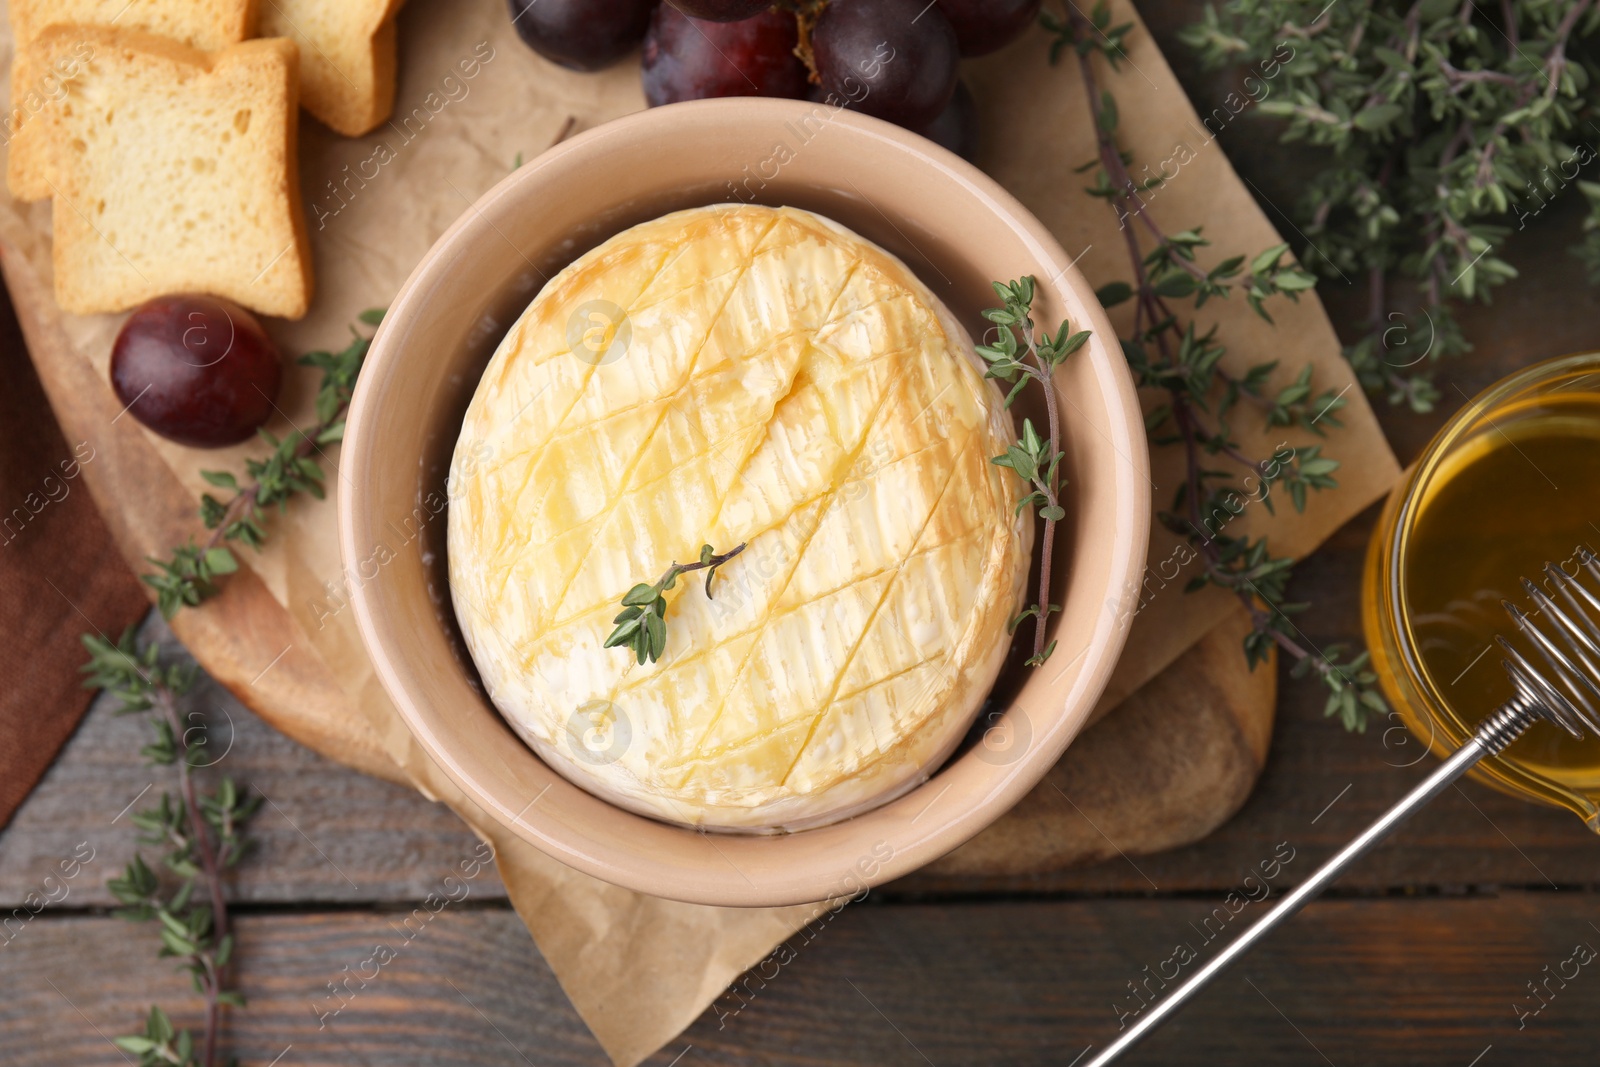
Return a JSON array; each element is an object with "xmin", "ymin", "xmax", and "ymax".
[{"xmin": 0, "ymin": 280, "xmax": 147, "ymax": 828}]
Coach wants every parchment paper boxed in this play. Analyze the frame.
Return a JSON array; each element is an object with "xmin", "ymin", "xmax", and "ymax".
[{"xmin": 0, "ymin": 1, "xmax": 1401, "ymax": 1063}]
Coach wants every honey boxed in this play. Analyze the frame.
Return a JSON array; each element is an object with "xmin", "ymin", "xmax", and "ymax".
[
  {"xmin": 1365, "ymin": 353, "xmax": 1600, "ymax": 827},
  {"xmin": 1403, "ymin": 393, "xmax": 1600, "ymax": 784}
]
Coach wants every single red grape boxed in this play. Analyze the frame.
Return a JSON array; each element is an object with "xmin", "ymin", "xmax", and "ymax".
[
  {"xmin": 936, "ymin": 0, "xmax": 1041, "ymax": 57},
  {"xmin": 914, "ymin": 80, "xmax": 978, "ymax": 162},
  {"xmin": 812, "ymin": 0, "xmax": 959, "ymax": 129},
  {"xmin": 642, "ymin": 5, "xmax": 809, "ymax": 107},
  {"xmin": 110, "ymin": 295, "xmax": 282, "ymax": 449},
  {"xmin": 667, "ymin": 0, "xmax": 772, "ymax": 20},
  {"xmin": 507, "ymin": 0, "xmax": 655, "ymax": 73}
]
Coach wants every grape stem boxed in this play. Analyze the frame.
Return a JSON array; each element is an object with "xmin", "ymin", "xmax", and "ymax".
[{"xmin": 783, "ymin": 0, "xmax": 828, "ymax": 82}]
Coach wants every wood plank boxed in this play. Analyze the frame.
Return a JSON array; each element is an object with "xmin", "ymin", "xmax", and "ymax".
[
  {"xmin": 675, "ymin": 891, "xmax": 1600, "ymax": 1066},
  {"xmin": 2, "ymin": 894, "xmax": 1597, "ymax": 1065},
  {"xmin": 0, "ymin": 908, "xmax": 599, "ymax": 1067},
  {"xmin": 8, "ymin": 573, "xmax": 1600, "ymax": 909},
  {"xmin": 0, "ymin": 614, "xmax": 501, "ymax": 909}
]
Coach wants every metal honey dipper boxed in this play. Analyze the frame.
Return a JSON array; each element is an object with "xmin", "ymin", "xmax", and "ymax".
[{"xmin": 1086, "ymin": 551, "xmax": 1600, "ymax": 1065}]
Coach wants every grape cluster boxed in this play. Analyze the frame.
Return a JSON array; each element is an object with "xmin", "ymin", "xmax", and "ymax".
[{"xmin": 508, "ymin": 0, "xmax": 1042, "ymax": 162}]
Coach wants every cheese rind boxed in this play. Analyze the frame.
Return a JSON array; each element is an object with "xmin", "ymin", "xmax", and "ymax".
[{"xmin": 449, "ymin": 204, "xmax": 1030, "ymax": 831}]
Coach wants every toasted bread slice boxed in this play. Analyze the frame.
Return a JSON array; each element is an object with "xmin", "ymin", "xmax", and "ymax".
[
  {"xmin": 30, "ymin": 26, "xmax": 313, "ymax": 318},
  {"xmin": 257, "ymin": 0, "xmax": 403, "ymax": 136},
  {"xmin": 7, "ymin": 0, "xmax": 258, "ymax": 200}
]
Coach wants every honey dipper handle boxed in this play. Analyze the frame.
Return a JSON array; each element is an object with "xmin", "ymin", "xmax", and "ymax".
[{"xmin": 1081, "ymin": 702, "xmax": 1536, "ymax": 1066}]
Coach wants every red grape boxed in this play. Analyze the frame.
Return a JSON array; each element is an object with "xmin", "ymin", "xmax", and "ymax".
[
  {"xmin": 936, "ymin": 0, "xmax": 1041, "ymax": 57},
  {"xmin": 813, "ymin": 0, "xmax": 959, "ymax": 129},
  {"xmin": 914, "ymin": 79, "xmax": 978, "ymax": 162},
  {"xmin": 642, "ymin": 6, "xmax": 809, "ymax": 107},
  {"xmin": 110, "ymin": 295, "xmax": 282, "ymax": 449},
  {"xmin": 507, "ymin": 0, "xmax": 655, "ymax": 73},
  {"xmin": 667, "ymin": 0, "xmax": 772, "ymax": 20}
]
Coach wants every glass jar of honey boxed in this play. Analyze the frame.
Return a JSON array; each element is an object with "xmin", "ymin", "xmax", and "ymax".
[{"xmin": 1363, "ymin": 352, "xmax": 1600, "ymax": 829}]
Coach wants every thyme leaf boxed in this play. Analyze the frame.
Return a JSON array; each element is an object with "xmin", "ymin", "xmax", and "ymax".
[{"xmin": 606, "ymin": 543, "xmax": 748, "ymax": 665}]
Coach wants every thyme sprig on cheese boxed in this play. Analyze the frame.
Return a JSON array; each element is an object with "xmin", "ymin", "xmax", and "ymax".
[{"xmin": 605, "ymin": 542, "xmax": 748, "ymax": 665}]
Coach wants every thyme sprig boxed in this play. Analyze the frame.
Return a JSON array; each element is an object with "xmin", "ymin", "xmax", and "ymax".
[
  {"xmin": 89, "ymin": 310, "xmax": 379, "ymax": 1062},
  {"xmin": 1183, "ymin": 0, "xmax": 1600, "ymax": 413},
  {"xmin": 143, "ymin": 309, "xmax": 383, "ymax": 618},
  {"xmin": 82, "ymin": 629, "xmax": 259, "ymax": 1067},
  {"xmin": 1048, "ymin": 2, "xmax": 1388, "ymax": 731},
  {"xmin": 606, "ymin": 543, "xmax": 748, "ymax": 665},
  {"xmin": 977, "ymin": 276, "xmax": 1091, "ymax": 666}
]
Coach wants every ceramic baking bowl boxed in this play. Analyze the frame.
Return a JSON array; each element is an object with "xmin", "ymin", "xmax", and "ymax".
[{"xmin": 339, "ymin": 98, "xmax": 1148, "ymax": 908}]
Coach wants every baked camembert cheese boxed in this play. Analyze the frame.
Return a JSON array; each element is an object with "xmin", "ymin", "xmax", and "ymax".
[{"xmin": 449, "ymin": 203, "xmax": 1030, "ymax": 831}]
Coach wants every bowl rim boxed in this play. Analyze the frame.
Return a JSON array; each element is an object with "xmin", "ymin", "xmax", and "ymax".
[{"xmin": 339, "ymin": 97, "xmax": 1150, "ymax": 907}]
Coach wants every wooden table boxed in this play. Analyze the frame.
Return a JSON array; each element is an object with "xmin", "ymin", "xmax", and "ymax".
[{"xmin": 6, "ymin": 10, "xmax": 1600, "ymax": 1064}]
